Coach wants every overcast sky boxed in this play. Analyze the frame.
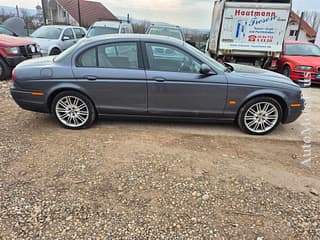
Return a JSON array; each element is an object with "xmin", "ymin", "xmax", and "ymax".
[{"xmin": 0, "ymin": 0, "xmax": 319, "ymax": 28}]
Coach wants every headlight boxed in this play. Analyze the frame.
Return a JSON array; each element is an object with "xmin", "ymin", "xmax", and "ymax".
[
  {"xmin": 295, "ymin": 65, "xmax": 313, "ymax": 71},
  {"xmin": 29, "ymin": 45, "xmax": 36, "ymax": 53},
  {"xmin": 5, "ymin": 47, "xmax": 19, "ymax": 55},
  {"xmin": 36, "ymin": 44, "xmax": 41, "ymax": 53}
]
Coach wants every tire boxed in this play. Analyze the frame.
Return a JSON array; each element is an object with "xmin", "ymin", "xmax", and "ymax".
[
  {"xmin": 282, "ymin": 66, "xmax": 291, "ymax": 79},
  {"xmin": 237, "ymin": 97, "xmax": 283, "ymax": 135},
  {"xmin": 51, "ymin": 91, "xmax": 96, "ymax": 129},
  {"xmin": 0, "ymin": 58, "xmax": 10, "ymax": 80},
  {"xmin": 49, "ymin": 48, "xmax": 61, "ymax": 56}
]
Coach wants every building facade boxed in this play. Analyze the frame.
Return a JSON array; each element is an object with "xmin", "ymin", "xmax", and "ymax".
[{"xmin": 43, "ymin": 0, "xmax": 117, "ymax": 27}]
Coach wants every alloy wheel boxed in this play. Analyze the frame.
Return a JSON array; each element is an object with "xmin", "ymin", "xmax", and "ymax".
[
  {"xmin": 244, "ymin": 102, "xmax": 279, "ymax": 134},
  {"xmin": 55, "ymin": 96, "xmax": 89, "ymax": 128}
]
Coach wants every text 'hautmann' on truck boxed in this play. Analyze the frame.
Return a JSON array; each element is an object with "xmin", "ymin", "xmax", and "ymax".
[{"xmin": 207, "ymin": 0, "xmax": 292, "ymax": 69}]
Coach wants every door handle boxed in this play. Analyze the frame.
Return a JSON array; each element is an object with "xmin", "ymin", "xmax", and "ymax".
[
  {"xmin": 86, "ymin": 75, "xmax": 97, "ymax": 81},
  {"xmin": 153, "ymin": 77, "xmax": 166, "ymax": 82}
]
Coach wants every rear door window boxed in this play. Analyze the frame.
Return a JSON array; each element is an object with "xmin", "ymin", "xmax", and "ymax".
[
  {"xmin": 76, "ymin": 42, "xmax": 139, "ymax": 69},
  {"xmin": 97, "ymin": 42, "xmax": 139, "ymax": 69},
  {"xmin": 73, "ymin": 28, "xmax": 85, "ymax": 39}
]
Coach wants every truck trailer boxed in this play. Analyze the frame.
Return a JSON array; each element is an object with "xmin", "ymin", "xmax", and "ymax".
[{"xmin": 207, "ymin": 0, "xmax": 292, "ymax": 69}]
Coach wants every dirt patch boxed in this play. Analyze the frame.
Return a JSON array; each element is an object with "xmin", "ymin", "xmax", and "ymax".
[{"xmin": 1, "ymin": 82, "xmax": 320, "ymax": 239}]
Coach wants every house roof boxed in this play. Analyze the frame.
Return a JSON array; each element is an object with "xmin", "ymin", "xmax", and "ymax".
[
  {"xmin": 290, "ymin": 11, "xmax": 316, "ymax": 38},
  {"xmin": 56, "ymin": 0, "xmax": 118, "ymax": 27}
]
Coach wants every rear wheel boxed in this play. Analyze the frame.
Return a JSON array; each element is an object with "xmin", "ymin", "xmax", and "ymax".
[
  {"xmin": 0, "ymin": 58, "xmax": 10, "ymax": 80},
  {"xmin": 237, "ymin": 97, "xmax": 283, "ymax": 135},
  {"xmin": 51, "ymin": 91, "xmax": 96, "ymax": 129}
]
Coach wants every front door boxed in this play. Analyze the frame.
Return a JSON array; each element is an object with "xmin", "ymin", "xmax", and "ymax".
[
  {"xmin": 61, "ymin": 28, "xmax": 77, "ymax": 50},
  {"xmin": 144, "ymin": 42, "xmax": 227, "ymax": 117}
]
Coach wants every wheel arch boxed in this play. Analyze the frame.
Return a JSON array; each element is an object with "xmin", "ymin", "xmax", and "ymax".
[
  {"xmin": 46, "ymin": 85, "xmax": 97, "ymax": 114},
  {"xmin": 48, "ymin": 46, "xmax": 62, "ymax": 55},
  {"xmin": 236, "ymin": 91, "xmax": 289, "ymax": 123}
]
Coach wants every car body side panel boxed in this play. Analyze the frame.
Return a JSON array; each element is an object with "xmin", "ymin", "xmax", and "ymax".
[
  {"xmin": 71, "ymin": 67, "xmax": 147, "ymax": 114},
  {"xmin": 146, "ymin": 71, "xmax": 228, "ymax": 117}
]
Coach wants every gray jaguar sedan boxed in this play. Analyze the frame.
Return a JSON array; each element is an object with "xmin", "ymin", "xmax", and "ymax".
[{"xmin": 11, "ymin": 34, "xmax": 304, "ymax": 135}]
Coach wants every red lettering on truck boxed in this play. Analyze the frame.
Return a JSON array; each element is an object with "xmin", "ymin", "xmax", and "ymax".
[{"xmin": 234, "ymin": 9, "xmax": 276, "ymax": 17}]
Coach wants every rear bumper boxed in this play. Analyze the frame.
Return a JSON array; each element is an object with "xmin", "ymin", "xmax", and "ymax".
[{"xmin": 10, "ymin": 87, "xmax": 49, "ymax": 113}]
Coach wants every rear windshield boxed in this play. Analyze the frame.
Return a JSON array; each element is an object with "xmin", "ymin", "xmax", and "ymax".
[
  {"xmin": 87, "ymin": 27, "xmax": 119, "ymax": 37},
  {"xmin": 285, "ymin": 43, "xmax": 320, "ymax": 57},
  {"xmin": 148, "ymin": 27, "xmax": 184, "ymax": 41}
]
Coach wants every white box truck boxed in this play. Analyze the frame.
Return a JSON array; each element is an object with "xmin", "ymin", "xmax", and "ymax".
[{"xmin": 207, "ymin": 0, "xmax": 292, "ymax": 69}]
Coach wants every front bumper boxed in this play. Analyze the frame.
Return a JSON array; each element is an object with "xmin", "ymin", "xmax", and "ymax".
[
  {"xmin": 10, "ymin": 86, "xmax": 49, "ymax": 113},
  {"xmin": 291, "ymin": 70, "xmax": 320, "ymax": 84},
  {"xmin": 5, "ymin": 54, "xmax": 42, "ymax": 68},
  {"xmin": 283, "ymin": 98, "xmax": 305, "ymax": 124}
]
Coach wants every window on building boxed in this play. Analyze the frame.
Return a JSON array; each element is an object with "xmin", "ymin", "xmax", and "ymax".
[{"xmin": 289, "ymin": 30, "xmax": 298, "ymax": 37}]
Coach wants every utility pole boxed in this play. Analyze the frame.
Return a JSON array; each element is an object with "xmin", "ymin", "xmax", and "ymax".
[
  {"xmin": 78, "ymin": 0, "xmax": 82, "ymax": 26},
  {"xmin": 41, "ymin": 0, "xmax": 47, "ymax": 25},
  {"xmin": 296, "ymin": 11, "xmax": 304, "ymax": 41},
  {"xmin": 16, "ymin": 5, "xmax": 19, "ymax": 17}
]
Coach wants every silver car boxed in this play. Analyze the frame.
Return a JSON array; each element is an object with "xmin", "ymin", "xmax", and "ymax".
[
  {"xmin": 11, "ymin": 35, "xmax": 304, "ymax": 135},
  {"xmin": 28, "ymin": 25, "xmax": 86, "ymax": 56}
]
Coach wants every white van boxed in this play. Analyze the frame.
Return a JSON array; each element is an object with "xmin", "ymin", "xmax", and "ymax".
[{"xmin": 87, "ymin": 21, "xmax": 133, "ymax": 38}]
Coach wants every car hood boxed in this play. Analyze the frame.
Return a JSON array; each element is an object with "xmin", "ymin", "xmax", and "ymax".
[
  {"xmin": 26, "ymin": 37, "xmax": 59, "ymax": 50},
  {"xmin": 0, "ymin": 34, "xmax": 35, "ymax": 47},
  {"xmin": 283, "ymin": 55, "xmax": 320, "ymax": 66},
  {"xmin": 227, "ymin": 63, "xmax": 298, "ymax": 87}
]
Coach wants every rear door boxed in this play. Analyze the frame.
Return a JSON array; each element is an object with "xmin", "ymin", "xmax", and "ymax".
[
  {"xmin": 143, "ymin": 42, "xmax": 227, "ymax": 117},
  {"xmin": 72, "ymin": 41, "xmax": 147, "ymax": 114}
]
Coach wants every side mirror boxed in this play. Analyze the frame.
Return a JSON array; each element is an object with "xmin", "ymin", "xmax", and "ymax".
[
  {"xmin": 200, "ymin": 63, "xmax": 214, "ymax": 75},
  {"xmin": 62, "ymin": 36, "xmax": 70, "ymax": 41}
]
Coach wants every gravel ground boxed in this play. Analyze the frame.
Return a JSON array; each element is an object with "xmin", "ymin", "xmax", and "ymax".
[{"xmin": 0, "ymin": 80, "xmax": 319, "ymax": 239}]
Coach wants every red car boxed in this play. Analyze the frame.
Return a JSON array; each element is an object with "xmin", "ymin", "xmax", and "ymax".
[
  {"xmin": 277, "ymin": 41, "xmax": 320, "ymax": 85},
  {"xmin": 0, "ymin": 34, "xmax": 40, "ymax": 80}
]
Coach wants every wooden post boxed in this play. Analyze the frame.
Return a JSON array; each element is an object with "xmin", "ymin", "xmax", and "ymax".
[{"xmin": 296, "ymin": 11, "xmax": 304, "ymax": 41}]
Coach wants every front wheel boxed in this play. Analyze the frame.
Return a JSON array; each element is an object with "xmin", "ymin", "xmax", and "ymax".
[
  {"xmin": 282, "ymin": 66, "xmax": 291, "ymax": 79},
  {"xmin": 51, "ymin": 91, "xmax": 96, "ymax": 129},
  {"xmin": 237, "ymin": 97, "xmax": 283, "ymax": 135},
  {"xmin": 0, "ymin": 58, "xmax": 10, "ymax": 80}
]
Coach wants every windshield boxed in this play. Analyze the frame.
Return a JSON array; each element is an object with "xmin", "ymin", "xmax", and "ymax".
[
  {"xmin": 87, "ymin": 27, "xmax": 119, "ymax": 37},
  {"xmin": 148, "ymin": 27, "xmax": 184, "ymax": 41},
  {"xmin": 285, "ymin": 43, "xmax": 320, "ymax": 56},
  {"xmin": 185, "ymin": 43, "xmax": 227, "ymax": 72},
  {"xmin": 31, "ymin": 26, "xmax": 62, "ymax": 39}
]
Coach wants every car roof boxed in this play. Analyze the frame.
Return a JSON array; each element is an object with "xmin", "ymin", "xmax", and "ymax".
[
  {"xmin": 40, "ymin": 25, "xmax": 84, "ymax": 29},
  {"xmin": 285, "ymin": 40, "xmax": 314, "ymax": 45},
  {"xmin": 150, "ymin": 23, "xmax": 181, "ymax": 29},
  {"xmin": 84, "ymin": 33, "xmax": 185, "ymax": 46},
  {"xmin": 91, "ymin": 21, "xmax": 123, "ymax": 28}
]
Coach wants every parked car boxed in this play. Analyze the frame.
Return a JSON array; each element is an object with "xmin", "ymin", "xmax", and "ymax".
[
  {"xmin": 0, "ymin": 34, "xmax": 40, "ymax": 80},
  {"xmin": 28, "ymin": 25, "xmax": 86, "ymax": 56},
  {"xmin": 11, "ymin": 35, "xmax": 304, "ymax": 135},
  {"xmin": 87, "ymin": 21, "xmax": 133, "ymax": 38},
  {"xmin": 146, "ymin": 24, "xmax": 185, "ymax": 41},
  {"xmin": 277, "ymin": 41, "xmax": 320, "ymax": 85},
  {"xmin": 0, "ymin": 25, "xmax": 18, "ymax": 36}
]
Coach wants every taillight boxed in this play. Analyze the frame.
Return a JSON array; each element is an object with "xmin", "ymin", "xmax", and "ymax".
[{"xmin": 12, "ymin": 68, "xmax": 16, "ymax": 81}]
